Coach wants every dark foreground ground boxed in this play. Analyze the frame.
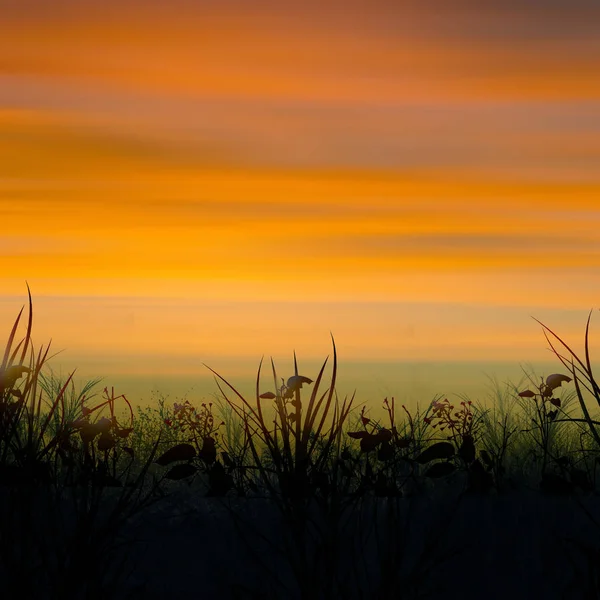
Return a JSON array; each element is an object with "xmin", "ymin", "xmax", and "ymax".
[{"xmin": 3, "ymin": 476, "xmax": 599, "ymax": 600}]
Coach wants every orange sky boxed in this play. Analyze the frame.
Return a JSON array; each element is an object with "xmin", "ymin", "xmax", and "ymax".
[{"xmin": 1, "ymin": 1, "xmax": 599, "ymax": 407}]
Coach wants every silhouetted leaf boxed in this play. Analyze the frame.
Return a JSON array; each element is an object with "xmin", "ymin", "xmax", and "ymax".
[
  {"xmin": 547, "ymin": 410, "xmax": 558, "ymax": 421},
  {"xmin": 360, "ymin": 434, "xmax": 383, "ymax": 453},
  {"xmin": 518, "ymin": 390, "xmax": 536, "ymax": 398},
  {"xmin": 71, "ymin": 417, "xmax": 88, "ymax": 429},
  {"xmin": 348, "ymin": 431, "xmax": 369, "ymax": 439},
  {"xmin": 286, "ymin": 375, "xmax": 313, "ymax": 391},
  {"xmin": 546, "ymin": 374, "xmax": 572, "ymax": 391},
  {"xmin": 123, "ymin": 447, "xmax": 134, "ymax": 458},
  {"xmin": 416, "ymin": 442, "xmax": 455, "ymax": 464},
  {"xmin": 165, "ymin": 463, "xmax": 197, "ymax": 480},
  {"xmin": 259, "ymin": 392, "xmax": 276, "ymax": 399},
  {"xmin": 80, "ymin": 423, "xmax": 102, "ymax": 444},
  {"xmin": 424, "ymin": 462, "xmax": 455, "ymax": 478},
  {"xmin": 95, "ymin": 417, "xmax": 112, "ymax": 434},
  {"xmin": 115, "ymin": 427, "xmax": 134, "ymax": 438},
  {"xmin": 0, "ymin": 365, "xmax": 30, "ymax": 390},
  {"xmin": 549, "ymin": 397, "xmax": 561, "ymax": 408},
  {"xmin": 377, "ymin": 428, "xmax": 393, "ymax": 443},
  {"xmin": 222, "ymin": 451, "xmax": 234, "ymax": 468},
  {"xmin": 97, "ymin": 432, "xmax": 116, "ymax": 451},
  {"xmin": 155, "ymin": 443, "xmax": 196, "ymax": 466}
]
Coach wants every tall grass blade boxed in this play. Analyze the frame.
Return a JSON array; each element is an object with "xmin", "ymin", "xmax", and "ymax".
[{"xmin": 583, "ymin": 310, "xmax": 600, "ymax": 402}]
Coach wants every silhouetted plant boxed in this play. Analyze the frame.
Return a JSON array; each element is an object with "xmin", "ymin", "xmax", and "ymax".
[
  {"xmin": 201, "ymin": 337, "xmax": 359, "ymax": 599},
  {"xmin": 9, "ymin": 284, "xmax": 600, "ymax": 597},
  {"xmin": 154, "ymin": 400, "xmax": 236, "ymax": 496},
  {"xmin": 0, "ymin": 286, "xmax": 164, "ymax": 598},
  {"xmin": 516, "ymin": 372, "xmax": 592, "ymax": 493}
]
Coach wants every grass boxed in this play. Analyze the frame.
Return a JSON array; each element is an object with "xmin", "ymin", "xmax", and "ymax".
[{"xmin": 3, "ymin": 288, "xmax": 600, "ymax": 597}]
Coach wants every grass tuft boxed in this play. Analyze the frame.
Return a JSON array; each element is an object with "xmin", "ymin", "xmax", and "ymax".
[{"xmin": 5, "ymin": 288, "xmax": 600, "ymax": 597}]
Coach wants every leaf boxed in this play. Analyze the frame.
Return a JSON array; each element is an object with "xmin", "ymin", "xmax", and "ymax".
[
  {"xmin": 416, "ymin": 442, "xmax": 455, "ymax": 464},
  {"xmin": 546, "ymin": 373, "xmax": 572, "ymax": 391},
  {"xmin": 376, "ymin": 428, "xmax": 393, "ymax": 443},
  {"xmin": 286, "ymin": 375, "xmax": 313, "ymax": 391},
  {"xmin": 155, "ymin": 443, "xmax": 196, "ymax": 466},
  {"xmin": 165, "ymin": 463, "xmax": 197, "ymax": 480},
  {"xmin": 71, "ymin": 417, "xmax": 89, "ymax": 429},
  {"xmin": 518, "ymin": 390, "xmax": 536, "ymax": 398},
  {"xmin": 0, "ymin": 365, "xmax": 31, "ymax": 390},
  {"xmin": 96, "ymin": 417, "xmax": 112, "ymax": 434},
  {"xmin": 115, "ymin": 427, "xmax": 134, "ymax": 438},
  {"xmin": 97, "ymin": 433, "xmax": 116, "ymax": 451},
  {"xmin": 360, "ymin": 434, "xmax": 383, "ymax": 453},
  {"xmin": 122, "ymin": 446, "xmax": 134, "ymax": 458},
  {"xmin": 259, "ymin": 392, "xmax": 276, "ymax": 399},
  {"xmin": 424, "ymin": 462, "xmax": 455, "ymax": 478},
  {"xmin": 80, "ymin": 423, "xmax": 101, "ymax": 444},
  {"xmin": 549, "ymin": 397, "xmax": 561, "ymax": 408},
  {"xmin": 347, "ymin": 431, "xmax": 369, "ymax": 439}
]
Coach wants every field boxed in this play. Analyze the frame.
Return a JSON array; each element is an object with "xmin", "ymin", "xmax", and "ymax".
[{"xmin": 2, "ymin": 288, "xmax": 600, "ymax": 599}]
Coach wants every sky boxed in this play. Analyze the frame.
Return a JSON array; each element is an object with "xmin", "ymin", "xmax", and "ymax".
[{"xmin": 1, "ymin": 1, "xmax": 599, "ymax": 411}]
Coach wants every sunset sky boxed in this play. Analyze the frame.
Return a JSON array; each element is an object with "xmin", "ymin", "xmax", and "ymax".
[{"xmin": 1, "ymin": 1, "xmax": 599, "ymax": 409}]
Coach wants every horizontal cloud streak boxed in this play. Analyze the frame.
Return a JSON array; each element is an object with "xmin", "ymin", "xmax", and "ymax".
[{"xmin": 1, "ymin": 1, "xmax": 599, "ymax": 401}]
